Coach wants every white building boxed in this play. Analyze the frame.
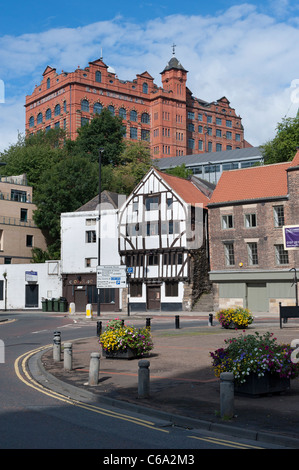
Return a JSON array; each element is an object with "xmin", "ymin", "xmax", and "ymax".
[
  {"xmin": 60, "ymin": 191, "xmax": 126, "ymax": 313},
  {"xmin": 118, "ymin": 167, "xmax": 211, "ymax": 311}
]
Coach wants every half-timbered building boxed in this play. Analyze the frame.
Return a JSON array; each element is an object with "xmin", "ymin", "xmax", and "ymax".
[{"xmin": 118, "ymin": 168, "xmax": 212, "ymax": 311}]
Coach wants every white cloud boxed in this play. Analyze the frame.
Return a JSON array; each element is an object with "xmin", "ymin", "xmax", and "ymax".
[{"xmin": 0, "ymin": 4, "xmax": 298, "ymax": 152}]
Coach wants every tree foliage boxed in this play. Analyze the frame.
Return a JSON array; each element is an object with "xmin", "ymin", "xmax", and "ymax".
[{"xmin": 262, "ymin": 115, "xmax": 299, "ymax": 164}]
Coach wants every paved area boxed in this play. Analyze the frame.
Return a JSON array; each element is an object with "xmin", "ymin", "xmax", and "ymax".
[{"xmin": 39, "ymin": 312, "xmax": 299, "ymax": 447}]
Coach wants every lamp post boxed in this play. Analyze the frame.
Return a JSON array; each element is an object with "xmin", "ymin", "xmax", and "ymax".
[{"xmin": 97, "ymin": 147, "xmax": 104, "ymax": 317}]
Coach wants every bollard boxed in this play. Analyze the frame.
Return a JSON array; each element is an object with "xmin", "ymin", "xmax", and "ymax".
[
  {"xmin": 146, "ymin": 317, "xmax": 151, "ymax": 329},
  {"xmin": 208, "ymin": 313, "xmax": 213, "ymax": 327},
  {"xmin": 175, "ymin": 315, "xmax": 180, "ymax": 329},
  {"xmin": 138, "ymin": 360, "xmax": 150, "ymax": 398},
  {"xmin": 220, "ymin": 372, "xmax": 234, "ymax": 419},
  {"xmin": 89, "ymin": 352, "xmax": 100, "ymax": 386},
  {"xmin": 64, "ymin": 343, "xmax": 73, "ymax": 370},
  {"xmin": 97, "ymin": 320, "xmax": 102, "ymax": 337},
  {"xmin": 53, "ymin": 331, "xmax": 61, "ymax": 362},
  {"xmin": 69, "ymin": 302, "xmax": 75, "ymax": 314}
]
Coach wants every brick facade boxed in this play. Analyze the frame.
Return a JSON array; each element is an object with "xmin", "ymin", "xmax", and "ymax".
[{"xmin": 25, "ymin": 55, "xmax": 249, "ymax": 159}]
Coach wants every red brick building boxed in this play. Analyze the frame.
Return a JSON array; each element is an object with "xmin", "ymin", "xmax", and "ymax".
[{"xmin": 25, "ymin": 54, "xmax": 250, "ymax": 159}]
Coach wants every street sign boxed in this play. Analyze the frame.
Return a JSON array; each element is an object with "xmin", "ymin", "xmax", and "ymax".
[
  {"xmin": 127, "ymin": 267, "xmax": 133, "ymax": 273},
  {"xmin": 25, "ymin": 271, "xmax": 38, "ymax": 282},
  {"xmin": 283, "ymin": 225, "xmax": 299, "ymax": 250},
  {"xmin": 96, "ymin": 265, "xmax": 127, "ymax": 288}
]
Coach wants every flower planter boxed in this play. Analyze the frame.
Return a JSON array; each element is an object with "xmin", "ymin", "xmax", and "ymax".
[
  {"xmin": 102, "ymin": 347, "xmax": 138, "ymax": 359},
  {"xmin": 223, "ymin": 322, "xmax": 247, "ymax": 329},
  {"xmin": 234, "ymin": 372, "xmax": 290, "ymax": 397}
]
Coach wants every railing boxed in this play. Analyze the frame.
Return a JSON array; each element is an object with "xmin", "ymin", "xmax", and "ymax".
[
  {"xmin": 0, "ymin": 191, "xmax": 31, "ymax": 203},
  {"xmin": 0, "ymin": 216, "xmax": 37, "ymax": 227}
]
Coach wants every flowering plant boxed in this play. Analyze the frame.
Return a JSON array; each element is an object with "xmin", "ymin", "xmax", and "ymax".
[
  {"xmin": 210, "ymin": 331, "xmax": 299, "ymax": 385},
  {"xmin": 100, "ymin": 319, "xmax": 153, "ymax": 357},
  {"xmin": 216, "ymin": 307, "xmax": 253, "ymax": 329}
]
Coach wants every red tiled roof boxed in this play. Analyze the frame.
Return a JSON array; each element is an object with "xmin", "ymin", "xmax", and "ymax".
[
  {"xmin": 209, "ymin": 150, "xmax": 299, "ymax": 205},
  {"xmin": 155, "ymin": 169, "xmax": 209, "ymax": 207}
]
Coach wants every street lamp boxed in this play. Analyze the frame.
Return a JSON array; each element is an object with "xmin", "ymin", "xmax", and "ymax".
[{"xmin": 97, "ymin": 147, "xmax": 104, "ymax": 317}]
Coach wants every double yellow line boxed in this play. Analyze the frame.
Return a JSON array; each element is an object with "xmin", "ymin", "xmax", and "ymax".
[
  {"xmin": 14, "ymin": 345, "xmax": 169, "ymax": 433},
  {"xmin": 189, "ymin": 435, "xmax": 263, "ymax": 449}
]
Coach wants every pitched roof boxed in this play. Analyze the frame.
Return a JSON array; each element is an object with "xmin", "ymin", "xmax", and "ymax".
[
  {"xmin": 209, "ymin": 150, "xmax": 299, "ymax": 205},
  {"xmin": 155, "ymin": 169, "xmax": 210, "ymax": 207}
]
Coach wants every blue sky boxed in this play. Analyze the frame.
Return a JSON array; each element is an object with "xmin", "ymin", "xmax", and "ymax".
[{"xmin": 0, "ymin": 0, "xmax": 298, "ymax": 152}]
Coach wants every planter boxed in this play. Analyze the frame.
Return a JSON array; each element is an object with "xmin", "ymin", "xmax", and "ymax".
[
  {"xmin": 234, "ymin": 372, "xmax": 290, "ymax": 397},
  {"xmin": 223, "ymin": 322, "xmax": 247, "ymax": 329},
  {"xmin": 102, "ymin": 347, "xmax": 138, "ymax": 359}
]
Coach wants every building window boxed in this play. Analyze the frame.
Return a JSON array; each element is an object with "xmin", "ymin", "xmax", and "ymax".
[
  {"xmin": 236, "ymin": 134, "xmax": 241, "ymax": 141},
  {"xmin": 108, "ymin": 105, "xmax": 115, "ymax": 116},
  {"xmin": 54, "ymin": 104, "xmax": 61, "ymax": 116},
  {"xmin": 188, "ymin": 138, "xmax": 195, "ymax": 149},
  {"xmin": 85, "ymin": 258, "xmax": 97, "ymax": 268},
  {"xmin": 4, "ymin": 257, "xmax": 11, "ymax": 264},
  {"xmin": 216, "ymin": 143, "xmax": 222, "ymax": 151},
  {"xmin": 165, "ymin": 281, "xmax": 179, "ymax": 297},
  {"xmin": 273, "ymin": 205, "xmax": 285, "ymax": 227},
  {"xmin": 141, "ymin": 129, "xmax": 150, "ymax": 141},
  {"xmin": 20, "ymin": 208, "xmax": 28, "ymax": 222},
  {"xmin": 224, "ymin": 242, "xmax": 235, "ymax": 266},
  {"xmin": 198, "ymin": 140, "xmax": 203, "ymax": 150},
  {"xmin": 86, "ymin": 218, "xmax": 96, "ymax": 226},
  {"xmin": 37, "ymin": 113, "xmax": 43, "ymax": 124},
  {"xmin": 130, "ymin": 110, "xmax": 137, "ymax": 121},
  {"xmin": 145, "ymin": 195, "xmax": 159, "ymax": 211},
  {"xmin": 29, "ymin": 116, "xmax": 34, "ymax": 128},
  {"xmin": 188, "ymin": 111, "xmax": 195, "ymax": 120},
  {"xmin": 141, "ymin": 112, "xmax": 150, "ymax": 123},
  {"xmin": 93, "ymin": 103, "xmax": 102, "ymax": 114},
  {"xmin": 222, "ymin": 214, "xmax": 234, "ymax": 229},
  {"xmin": 275, "ymin": 244, "xmax": 289, "ymax": 265},
  {"xmin": 86, "ymin": 230, "xmax": 96, "ymax": 243},
  {"xmin": 26, "ymin": 235, "xmax": 33, "ymax": 247},
  {"xmin": 248, "ymin": 242, "xmax": 258, "ymax": 265},
  {"xmin": 146, "ymin": 221, "xmax": 159, "ymax": 236},
  {"xmin": 147, "ymin": 254, "xmax": 159, "ymax": 265},
  {"xmin": 81, "ymin": 99, "xmax": 89, "ymax": 112},
  {"xmin": 226, "ymin": 131, "xmax": 232, "ymax": 139},
  {"xmin": 208, "ymin": 141, "xmax": 212, "ymax": 152},
  {"xmin": 207, "ymin": 115, "xmax": 212, "ymax": 123},
  {"xmin": 216, "ymin": 129, "xmax": 222, "ymax": 137},
  {"xmin": 188, "ymin": 123, "xmax": 195, "ymax": 132},
  {"xmin": 119, "ymin": 107, "xmax": 126, "ymax": 119},
  {"xmin": 216, "ymin": 117, "xmax": 222, "ymax": 125},
  {"xmin": 81, "ymin": 117, "xmax": 89, "ymax": 126},
  {"xmin": 244, "ymin": 213, "xmax": 257, "ymax": 228},
  {"xmin": 55, "ymin": 121, "xmax": 60, "ymax": 128},
  {"xmin": 63, "ymin": 100, "xmax": 67, "ymax": 112},
  {"xmin": 198, "ymin": 113, "xmax": 203, "ymax": 121},
  {"xmin": 130, "ymin": 282, "xmax": 143, "ymax": 297},
  {"xmin": 45, "ymin": 108, "xmax": 52, "ymax": 120},
  {"xmin": 130, "ymin": 127, "xmax": 138, "ymax": 139},
  {"xmin": 226, "ymin": 120, "xmax": 232, "ymax": 127},
  {"xmin": 47, "ymin": 77, "xmax": 50, "ymax": 89},
  {"xmin": 11, "ymin": 189, "xmax": 27, "ymax": 202},
  {"xmin": 95, "ymin": 71, "xmax": 102, "ymax": 83},
  {"xmin": 0, "ymin": 230, "xmax": 3, "ymax": 251},
  {"xmin": 142, "ymin": 83, "xmax": 148, "ymax": 94}
]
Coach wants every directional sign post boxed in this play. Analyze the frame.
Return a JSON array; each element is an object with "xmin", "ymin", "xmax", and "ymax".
[{"xmin": 96, "ymin": 266, "xmax": 127, "ymax": 289}]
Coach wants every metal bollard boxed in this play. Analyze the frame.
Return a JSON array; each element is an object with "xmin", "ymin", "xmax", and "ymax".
[
  {"xmin": 175, "ymin": 315, "xmax": 180, "ymax": 329},
  {"xmin": 138, "ymin": 360, "xmax": 150, "ymax": 398},
  {"xmin": 53, "ymin": 331, "xmax": 61, "ymax": 362},
  {"xmin": 97, "ymin": 320, "xmax": 102, "ymax": 337},
  {"xmin": 146, "ymin": 317, "xmax": 151, "ymax": 329},
  {"xmin": 208, "ymin": 313, "xmax": 213, "ymax": 327},
  {"xmin": 64, "ymin": 343, "xmax": 73, "ymax": 370},
  {"xmin": 89, "ymin": 352, "xmax": 100, "ymax": 386},
  {"xmin": 220, "ymin": 372, "xmax": 234, "ymax": 419}
]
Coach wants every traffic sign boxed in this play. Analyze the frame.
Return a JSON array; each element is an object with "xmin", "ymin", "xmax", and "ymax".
[{"xmin": 96, "ymin": 265, "xmax": 127, "ymax": 288}]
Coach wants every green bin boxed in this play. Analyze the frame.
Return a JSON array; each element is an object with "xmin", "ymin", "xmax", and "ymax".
[
  {"xmin": 47, "ymin": 298, "xmax": 53, "ymax": 311},
  {"xmin": 42, "ymin": 299, "xmax": 48, "ymax": 312},
  {"xmin": 53, "ymin": 298, "xmax": 59, "ymax": 312},
  {"xmin": 59, "ymin": 297, "xmax": 68, "ymax": 312}
]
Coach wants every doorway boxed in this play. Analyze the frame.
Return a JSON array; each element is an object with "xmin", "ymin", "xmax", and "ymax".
[
  {"xmin": 146, "ymin": 285, "xmax": 161, "ymax": 310},
  {"xmin": 247, "ymin": 282, "xmax": 268, "ymax": 312},
  {"xmin": 25, "ymin": 284, "xmax": 39, "ymax": 308}
]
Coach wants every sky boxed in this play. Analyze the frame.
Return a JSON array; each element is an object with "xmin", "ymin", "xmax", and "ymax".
[{"xmin": 0, "ymin": 0, "xmax": 298, "ymax": 153}]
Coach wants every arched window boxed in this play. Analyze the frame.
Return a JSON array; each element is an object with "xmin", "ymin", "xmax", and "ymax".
[
  {"xmin": 119, "ymin": 107, "xmax": 126, "ymax": 119},
  {"xmin": 95, "ymin": 71, "xmax": 101, "ymax": 83},
  {"xmin": 141, "ymin": 112, "xmax": 150, "ymax": 124},
  {"xmin": 47, "ymin": 77, "xmax": 50, "ymax": 89},
  {"xmin": 130, "ymin": 110, "xmax": 137, "ymax": 121},
  {"xmin": 37, "ymin": 113, "xmax": 43, "ymax": 124},
  {"xmin": 45, "ymin": 108, "xmax": 52, "ymax": 120},
  {"xmin": 142, "ymin": 83, "xmax": 148, "ymax": 94},
  {"xmin": 81, "ymin": 99, "xmax": 89, "ymax": 112},
  {"xmin": 63, "ymin": 100, "xmax": 67, "ymax": 112},
  {"xmin": 93, "ymin": 102, "xmax": 103, "ymax": 114},
  {"xmin": 54, "ymin": 104, "xmax": 61, "ymax": 116},
  {"xmin": 108, "ymin": 105, "xmax": 115, "ymax": 116},
  {"xmin": 29, "ymin": 116, "xmax": 34, "ymax": 128}
]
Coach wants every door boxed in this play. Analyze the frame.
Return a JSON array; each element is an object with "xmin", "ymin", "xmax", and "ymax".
[
  {"xmin": 246, "ymin": 282, "xmax": 268, "ymax": 312},
  {"xmin": 146, "ymin": 285, "xmax": 161, "ymax": 310},
  {"xmin": 25, "ymin": 284, "xmax": 39, "ymax": 308},
  {"xmin": 74, "ymin": 288, "xmax": 87, "ymax": 312}
]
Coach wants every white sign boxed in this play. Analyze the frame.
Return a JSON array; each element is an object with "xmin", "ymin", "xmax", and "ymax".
[
  {"xmin": 97, "ymin": 265, "xmax": 127, "ymax": 289},
  {"xmin": 25, "ymin": 271, "xmax": 38, "ymax": 282}
]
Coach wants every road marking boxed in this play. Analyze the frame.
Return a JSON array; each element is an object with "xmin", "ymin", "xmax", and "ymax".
[
  {"xmin": 188, "ymin": 435, "xmax": 263, "ymax": 449},
  {"xmin": 14, "ymin": 346, "xmax": 169, "ymax": 434}
]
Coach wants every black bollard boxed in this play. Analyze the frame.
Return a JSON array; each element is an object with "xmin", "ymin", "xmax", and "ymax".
[
  {"xmin": 175, "ymin": 315, "xmax": 180, "ymax": 329},
  {"xmin": 97, "ymin": 320, "xmax": 102, "ymax": 337},
  {"xmin": 146, "ymin": 317, "xmax": 151, "ymax": 329}
]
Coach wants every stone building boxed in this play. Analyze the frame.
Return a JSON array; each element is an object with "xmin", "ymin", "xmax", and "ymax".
[
  {"xmin": 25, "ymin": 53, "xmax": 250, "ymax": 160},
  {"xmin": 208, "ymin": 150, "xmax": 299, "ymax": 313}
]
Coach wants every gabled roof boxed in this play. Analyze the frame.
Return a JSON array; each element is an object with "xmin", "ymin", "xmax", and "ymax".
[
  {"xmin": 208, "ymin": 150, "xmax": 299, "ymax": 206},
  {"xmin": 75, "ymin": 191, "xmax": 125, "ymax": 211},
  {"xmin": 155, "ymin": 169, "xmax": 210, "ymax": 207}
]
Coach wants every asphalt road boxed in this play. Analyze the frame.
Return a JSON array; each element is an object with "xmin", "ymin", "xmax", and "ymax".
[{"xmin": 0, "ymin": 312, "xmax": 289, "ymax": 452}]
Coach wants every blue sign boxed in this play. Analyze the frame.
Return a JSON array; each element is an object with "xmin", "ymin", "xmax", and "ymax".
[{"xmin": 127, "ymin": 267, "xmax": 133, "ymax": 273}]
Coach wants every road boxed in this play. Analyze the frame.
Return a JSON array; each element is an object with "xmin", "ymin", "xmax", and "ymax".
[{"xmin": 0, "ymin": 312, "xmax": 289, "ymax": 451}]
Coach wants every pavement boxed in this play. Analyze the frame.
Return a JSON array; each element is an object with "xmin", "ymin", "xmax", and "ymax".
[{"xmin": 31, "ymin": 310, "xmax": 299, "ymax": 448}]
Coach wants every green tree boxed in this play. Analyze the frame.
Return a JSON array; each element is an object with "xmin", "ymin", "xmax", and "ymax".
[
  {"xmin": 164, "ymin": 164, "xmax": 193, "ymax": 178},
  {"xmin": 71, "ymin": 108, "xmax": 126, "ymax": 164},
  {"xmin": 262, "ymin": 115, "xmax": 299, "ymax": 164}
]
